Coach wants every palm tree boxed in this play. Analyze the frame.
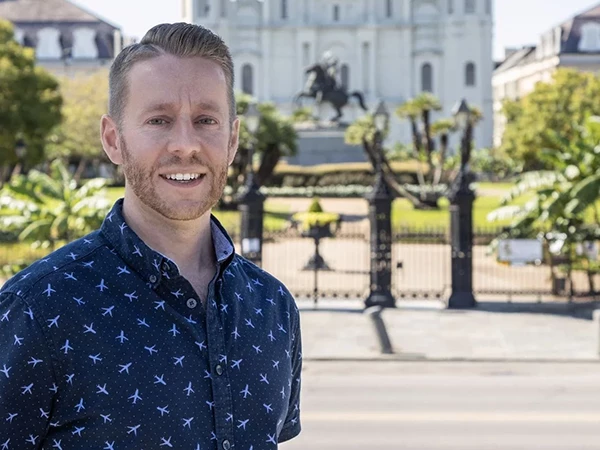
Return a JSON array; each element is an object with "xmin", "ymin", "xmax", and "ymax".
[
  {"xmin": 0, "ymin": 159, "xmax": 110, "ymax": 249},
  {"xmin": 397, "ymin": 93, "xmax": 442, "ymax": 182},
  {"xmin": 430, "ymin": 118, "xmax": 457, "ymax": 186},
  {"xmin": 231, "ymin": 95, "xmax": 298, "ymax": 196},
  {"xmin": 344, "ymin": 114, "xmax": 423, "ymax": 207}
]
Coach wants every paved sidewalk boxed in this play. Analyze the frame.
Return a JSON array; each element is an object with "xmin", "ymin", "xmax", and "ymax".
[{"xmin": 297, "ymin": 298, "xmax": 600, "ymax": 362}]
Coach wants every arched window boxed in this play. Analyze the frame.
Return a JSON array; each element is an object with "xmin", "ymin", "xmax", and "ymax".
[
  {"xmin": 465, "ymin": 0, "xmax": 475, "ymax": 14},
  {"xmin": 36, "ymin": 28, "xmax": 62, "ymax": 59},
  {"xmin": 421, "ymin": 63, "xmax": 433, "ymax": 92},
  {"xmin": 448, "ymin": 0, "xmax": 454, "ymax": 14},
  {"xmin": 386, "ymin": 0, "xmax": 393, "ymax": 18},
  {"xmin": 281, "ymin": 0, "xmax": 288, "ymax": 19},
  {"xmin": 14, "ymin": 28, "xmax": 25, "ymax": 45},
  {"xmin": 242, "ymin": 64, "xmax": 254, "ymax": 95},
  {"xmin": 485, "ymin": 0, "xmax": 492, "ymax": 15},
  {"xmin": 72, "ymin": 28, "xmax": 98, "ymax": 59},
  {"xmin": 341, "ymin": 64, "xmax": 349, "ymax": 90},
  {"xmin": 465, "ymin": 62, "xmax": 476, "ymax": 86},
  {"xmin": 579, "ymin": 23, "xmax": 600, "ymax": 52},
  {"xmin": 221, "ymin": 0, "xmax": 227, "ymax": 17},
  {"xmin": 333, "ymin": 4, "xmax": 340, "ymax": 21}
]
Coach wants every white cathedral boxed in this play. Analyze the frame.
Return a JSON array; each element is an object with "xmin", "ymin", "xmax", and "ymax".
[{"xmin": 183, "ymin": 0, "xmax": 493, "ymax": 150}]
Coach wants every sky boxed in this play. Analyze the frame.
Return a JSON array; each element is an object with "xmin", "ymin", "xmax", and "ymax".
[{"xmin": 72, "ymin": 0, "xmax": 600, "ymax": 61}]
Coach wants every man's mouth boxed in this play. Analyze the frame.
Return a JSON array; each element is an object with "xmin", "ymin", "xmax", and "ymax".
[{"xmin": 160, "ymin": 173, "xmax": 205, "ymax": 183}]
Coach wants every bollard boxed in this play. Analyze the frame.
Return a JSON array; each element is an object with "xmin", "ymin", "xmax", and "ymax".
[
  {"xmin": 594, "ymin": 309, "xmax": 600, "ymax": 358},
  {"xmin": 364, "ymin": 306, "xmax": 394, "ymax": 354}
]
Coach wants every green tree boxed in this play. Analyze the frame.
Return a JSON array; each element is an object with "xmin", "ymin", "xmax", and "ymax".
[
  {"xmin": 0, "ymin": 20, "xmax": 62, "ymax": 184},
  {"xmin": 232, "ymin": 95, "xmax": 298, "ymax": 192},
  {"xmin": 47, "ymin": 71, "xmax": 109, "ymax": 182},
  {"xmin": 430, "ymin": 118, "xmax": 456, "ymax": 185},
  {"xmin": 345, "ymin": 113, "xmax": 422, "ymax": 207},
  {"xmin": 396, "ymin": 93, "xmax": 442, "ymax": 182},
  {"xmin": 0, "ymin": 159, "xmax": 110, "ymax": 248},
  {"xmin": 500, "ymin": 68, "xmax": 600, "ymax": 171},
  {"xmin": 488, "ymin": 116, "xmax": 600, "ymax": 293}
]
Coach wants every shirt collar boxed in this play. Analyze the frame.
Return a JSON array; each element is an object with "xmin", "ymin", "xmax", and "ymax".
[{"xmin": 100, "ymin": 199, "xmax": 235, "ymax": 287}]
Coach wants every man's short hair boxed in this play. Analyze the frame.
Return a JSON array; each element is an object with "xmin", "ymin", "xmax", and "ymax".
[{"xmin": 109, "ymin": 22, "xmax": 235, "ymax": 127}]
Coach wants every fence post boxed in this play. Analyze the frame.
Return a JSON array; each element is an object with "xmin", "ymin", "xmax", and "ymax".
[
  {"xmin": 237, "ymin": 178, "xmax": 265, "ymax": 267},
  {"xmin": 364, "ymin": 132, "xmax": 395, "ymax": 309},
  {"xmin": 447, "ymin": 170, "xmax": 477, "ymax": 309}
]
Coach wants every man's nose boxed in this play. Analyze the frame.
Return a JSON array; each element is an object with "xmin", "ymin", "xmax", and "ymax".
[{"xmin": 167, "ymin": 120, "xmax": 199, "ymax": 156}]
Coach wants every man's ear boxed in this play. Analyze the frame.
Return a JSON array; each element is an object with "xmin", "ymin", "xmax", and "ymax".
[
  {"xmin": 228, "ymin": 117, "xmax": 240, "ymax": 166},
  {"xmin": 101, "ymin": 115, "xmax": 123, "ymax": 165}
]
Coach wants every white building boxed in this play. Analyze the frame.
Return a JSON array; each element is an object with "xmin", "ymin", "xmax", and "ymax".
[
  {"xmin": 0, "ymin": 0, "xmax": 122, "ymax": 76},
  {"xmin": 493, "ymin": 3, "xmax": 600, "ymax": 148},
  {"xmin": 184, "ymin": 0, "xmax": 494, "ymax": 150}
]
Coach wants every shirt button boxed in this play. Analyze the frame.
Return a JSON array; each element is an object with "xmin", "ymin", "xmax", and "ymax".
[
  {"xmin": 162, "ymin": 262, "xmax": 169, "ymax": 272},
  {"xmin": 222, "ymin": 440, "xmax": 231, "ymax": 450},
  {"xmin": 186, "ymin": 298, "xmax": 198, "ymax": 309},
  {"xmin": 149, "ymin": 275, "xmax": 157, "ymax": 283},
  {"xmin": 215, "ymin": 364, "xmax": 224, "ymax": 376}
]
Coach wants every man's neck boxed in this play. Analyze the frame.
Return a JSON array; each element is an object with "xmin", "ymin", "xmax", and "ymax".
[{"xmin": 121, "ymin": 196, "xmax": 215, "ymax": 277}]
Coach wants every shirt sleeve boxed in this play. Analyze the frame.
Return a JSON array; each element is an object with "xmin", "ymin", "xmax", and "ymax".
[
  {"xmin": 0, "ymin": 292, "xmax": 57, "ymax": 448},
  {"xmin": 278, "ymin": 306, "xmax": 302, "ymax": 443}
]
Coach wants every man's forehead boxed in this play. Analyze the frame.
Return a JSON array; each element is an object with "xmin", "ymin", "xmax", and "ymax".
[
  {"xmin": 127, "ymin": 54, "xmax": 227, "ymax": 92},
  {"xmin": 126, "ymin": 54, "xmax": 228, "ymax": 110}
]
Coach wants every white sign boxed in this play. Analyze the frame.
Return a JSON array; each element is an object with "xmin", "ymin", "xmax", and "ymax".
[
  {"xmin": 242, "ymin": 238, "xmax": 261, "ymax": 254},
  {"xmin": 497, "ymin": 239, "xmax": 543, "ymax": 265},
  {"xmin": 577, "ymin": 241, "xmax": 598, "ymax": 261}
]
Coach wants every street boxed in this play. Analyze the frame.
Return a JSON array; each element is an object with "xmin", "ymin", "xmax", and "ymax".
[{"xmin": 284, "ymin": 361, "xmax": 600, "ymax": 450}]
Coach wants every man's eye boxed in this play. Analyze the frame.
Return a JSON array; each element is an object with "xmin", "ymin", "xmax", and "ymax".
[
  {"xmin": 198, "ymin": 118, "xmax": 217, "ymax": 125},
  {"xmin": 148, "ymin": 118, "xmax": 167, "ymax": 125}
]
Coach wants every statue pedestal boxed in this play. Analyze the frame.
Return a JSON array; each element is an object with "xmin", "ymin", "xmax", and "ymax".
[{"xmin": 285, "ymin": 122, "xmax": 367, "ymax": 166}]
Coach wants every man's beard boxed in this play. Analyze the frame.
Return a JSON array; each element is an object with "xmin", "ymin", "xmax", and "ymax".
[{"xmin": 120, "ymin": 137, "xmax": 228, "ymax": 221}]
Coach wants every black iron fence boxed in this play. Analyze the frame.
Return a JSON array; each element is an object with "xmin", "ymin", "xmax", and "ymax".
[{"xmin": 3, "ymin": 225, "xmax": 599, "ymax": 304}]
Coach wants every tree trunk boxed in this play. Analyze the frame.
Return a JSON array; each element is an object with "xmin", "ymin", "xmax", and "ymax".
[
  {"xmin": 255, "ymin": 144, "xmax": 281, "ymax": 188},
  {"xmin": 422, "ymin": 109, "xmax": 434, "ymax": 183},
  {"xmin": 10, "ymin": 163, "xmax": 22, "ymax": 180},
  {"xmin": 361, "ymin": 139, "xmax": 427, "ymax": 209},
  {"xmin": 0, "ymin": 165, "xmax": 11, "ymax": 188},
  {"xmin": 433, "ymin": 133, "xmax": 448, "ymax": 186},
  {"xmin": 73, "ymin": 159, "xmax": 87, "ymax": 185}
]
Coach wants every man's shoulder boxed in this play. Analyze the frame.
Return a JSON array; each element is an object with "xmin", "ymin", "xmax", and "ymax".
[
  {"xmin": 0, "ymin": 231, "xmax": 106, "ymax": 301},
  {"xmin": 228, "ymin": 254, "xmax": 298, "ymax": 309}
]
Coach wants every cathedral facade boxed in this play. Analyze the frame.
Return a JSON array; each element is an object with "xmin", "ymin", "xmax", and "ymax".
[{"xmin": 184, "ymin": 0, "xmax": 493, "ymax": 150}]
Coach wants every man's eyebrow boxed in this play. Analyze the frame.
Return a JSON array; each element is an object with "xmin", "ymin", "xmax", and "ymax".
[{"xmin": 141, "ymin": 101, "xmax": 224, "ymax": 114}]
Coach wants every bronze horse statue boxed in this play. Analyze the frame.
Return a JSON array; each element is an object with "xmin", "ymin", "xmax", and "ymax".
[{"xmin": 294, "ymin": 63, "xmax": 368, "ymax": 122}]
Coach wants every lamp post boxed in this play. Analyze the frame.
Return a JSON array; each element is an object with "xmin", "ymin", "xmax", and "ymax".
[
  {"xmin": 447, "ymin": 99, "xmax": 477, "ymax": 309},
  {"xmin": 237, "ymin": 103, "xmax": 265, "ymax": 267},
  {"xmin": 13, "ymin": 138, "xmax": 26, "ymax": 178},
  {"xmin": 365, "ymin": 100, "xmax": 395, "ymax": 309}
]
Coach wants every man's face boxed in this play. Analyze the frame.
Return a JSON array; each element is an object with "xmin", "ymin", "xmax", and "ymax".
[{"xmin": 108, "ymin": 54, "xmax": 239, "ymax": 221}]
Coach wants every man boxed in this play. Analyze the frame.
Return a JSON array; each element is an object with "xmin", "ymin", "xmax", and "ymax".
[{"xmin": 0, "ymin": 23, "xmax": 301, "ymax": 449}]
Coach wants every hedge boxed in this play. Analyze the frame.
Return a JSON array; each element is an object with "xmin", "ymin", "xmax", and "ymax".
[{"xmin": 266, "ymin": 161, "xmax": 427, "ymax": 188}]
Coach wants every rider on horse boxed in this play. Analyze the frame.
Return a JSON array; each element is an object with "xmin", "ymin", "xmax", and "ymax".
[{"xmin": 304, "ymin": 51, "xmax": 341, "ymax": 102}]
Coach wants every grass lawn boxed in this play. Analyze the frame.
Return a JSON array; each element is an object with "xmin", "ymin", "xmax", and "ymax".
[{"xmin": 392, "ymin": 183, "xmax": 531, "ymax": 230}]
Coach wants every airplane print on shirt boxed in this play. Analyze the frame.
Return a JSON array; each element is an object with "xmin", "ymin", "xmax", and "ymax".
[{"xmin": 0, "ymin": 199, "xmax": 301, "ymax": 449}]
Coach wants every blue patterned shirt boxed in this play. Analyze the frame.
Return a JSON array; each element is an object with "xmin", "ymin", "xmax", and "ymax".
[{"xmin": 0, "ymin": 200, "xmax": 301, "ymax": 449}]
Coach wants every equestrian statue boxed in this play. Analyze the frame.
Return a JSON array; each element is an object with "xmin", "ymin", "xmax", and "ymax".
[{"xmin": 294, "ymin": 52, "xmax": 368, "ymax": 122}]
